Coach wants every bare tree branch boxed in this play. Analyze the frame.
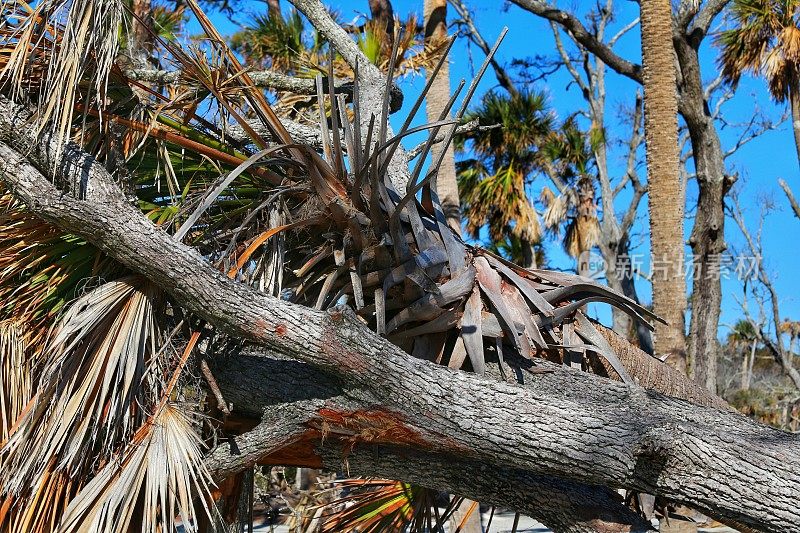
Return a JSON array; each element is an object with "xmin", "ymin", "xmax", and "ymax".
[
  {"xmin": 289, "ymin": 0, "xmax": 381, "ymax": 81},
  {"xmin": 508, "ymin": 0, "xmax": 643, "ymax": 83},
  {"xmin": 408, "ymin": 119, "xmax": 499, "ymax": 160},
  {"xmin": 448, "ymin": 0, "xmax": 519, "ymax": 96},
  {"xmin": 729, "ymin": 193, "xmax": 800, "ymax": 390},
  {"xmin": 687, "ymin": 0, "xmax": 732, "ymax": 41},
  {"xmin": 608, "ymin": 17, "xmax": 640, "ymax": 47},
  {"xmin": 125, "ymin": 68, "xmax": 404, "ymax": 113}
]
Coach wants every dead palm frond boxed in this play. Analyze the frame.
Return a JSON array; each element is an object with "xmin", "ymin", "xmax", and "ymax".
[
  {"xmin": 458, "ymin": 161, "xmax": 541, "ymax": 244},
  {"xmin": 1, "ymin": 0, "xmax": 660, "ymax": 392},
  {"xmin": 0, "ymin": 321, "xmax": 31, "ymax": 444},
  {"xmin": 541, "ymin": 178, "xmax": 600, "ymax": 259},
  {"xmin": 0, "ymin": 276, "xmax": 167, "ymax": 531},
  {"xmin": 59, "ymin": 404, "xmax": 213, "ymax": 533},
  {"xmin": 718, "ymin": 0, "xmax": 800, "ymax": 102},
  {"xmin": 0, "ymin": 0, "xmax": 123, "ymax": 155},
  {"xmin": 299, "ymin": 479, "xmax": 460, "ymax": 533}
]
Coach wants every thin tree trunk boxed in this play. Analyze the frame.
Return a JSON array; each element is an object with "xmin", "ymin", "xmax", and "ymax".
[
  {"xmin": 424, "ymin": 0, "xmax": 461, "ymax": 233},
  {"xmin": 639, "ymin": 0, "xmax": 686, "ymax": 360},
  {"xmin": 744, "ymin": 340, "xmax": 756, "ymax": 390},
  {"xmin": 790, "ymin": 81, "xmax": 800, "ymax": 170},
  {"xmin": 674, "ymin": 36, "xmax": 731, "ymax": 394}
]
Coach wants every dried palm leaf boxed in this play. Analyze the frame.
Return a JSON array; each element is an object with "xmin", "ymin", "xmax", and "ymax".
[
  {"xmin": 0, "ymin": 321, "xmax": 31, "ymax": 444},
  {"xmin": 0, "ymin": 276, "xmax": 164, "ymax": 515},
  {"xmin": 59, "ymin": 404, "xmax": 213, "ymax": 533}
]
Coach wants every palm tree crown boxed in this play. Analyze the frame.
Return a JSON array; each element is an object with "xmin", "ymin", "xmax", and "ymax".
[
  {"xmin": 718, "ymin": 0, "xmax": 800, "ymax": 100},
  {"xmin": 718, "ymin": 0, "xmax": 800, "ymax": 167}
]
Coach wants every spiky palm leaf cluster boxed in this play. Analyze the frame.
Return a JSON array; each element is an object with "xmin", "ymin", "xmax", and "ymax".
[{"xmin": 0, "ymin": 0, "xmax": 661, "ymax": 530}]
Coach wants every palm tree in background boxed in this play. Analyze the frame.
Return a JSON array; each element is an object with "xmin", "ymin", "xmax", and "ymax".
[
  {"xmin": 455, "ymin": 89, "xmax": 554, "ymax": 267},
  {"xmin": 718, "ymin": 0, "xmax": 800, "ymax": 168},
  {"xmin": 639, "ymin": 0, "xmax": 687, "ymax": 363},
  {"xmin": 728, "ymin": 319, "xmax": 759, "ymax": 390},
  {"xmin": 539, "ymin": 117, "xmax": 601, "ymax": 276}
]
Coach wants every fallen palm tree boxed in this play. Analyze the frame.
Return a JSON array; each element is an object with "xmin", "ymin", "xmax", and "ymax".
[{"xmin": 0, "ymin": 0, "xmax": 795, "ymax": 531}]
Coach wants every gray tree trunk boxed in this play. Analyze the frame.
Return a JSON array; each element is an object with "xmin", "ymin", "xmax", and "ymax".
[
  {"xmin": 790, "ymin": 81, "xmax": 800, "ymax": 171},
  {"xmin": 675, "ymin": 36, "xmax": 731, "ymax": 394}
]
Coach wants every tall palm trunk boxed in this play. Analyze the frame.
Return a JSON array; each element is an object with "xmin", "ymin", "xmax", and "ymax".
[
  {"xmin": 639, "ymin": 0, "xmax": 686, "ymax": 359},
  {"xmin": 424, "ymin": 0, "xmax": 460, "ymax": 234}
]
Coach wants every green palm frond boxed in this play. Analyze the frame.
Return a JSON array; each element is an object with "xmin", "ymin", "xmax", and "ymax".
[
  {"xmin": 305, "ymin": 479, "xmax": 462, "ymax": 533},
  {"xmin": 458, "ymin": 161, "xmax": 541, "ymax": 248},
  {"xmin": 231, "ymin": 10, "xmax": 307, "ymax": 71},
  {"xmin": 458, "ymin": 88, "xmax": 554, "ymax": 173},
  {"xmin": 728, "ymin": 319, "xmax": 758, "ymax": 344}
]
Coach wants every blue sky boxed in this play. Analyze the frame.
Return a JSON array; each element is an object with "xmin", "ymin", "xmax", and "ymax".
[{"xmin": 204, "ymin": 0, "xmax": 799, "ymax": 339}]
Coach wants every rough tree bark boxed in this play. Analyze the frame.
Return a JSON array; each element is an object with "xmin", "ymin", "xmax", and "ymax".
[
  {"xmin": 1, "ymin": 96, "xmax": 799, "ymax": 531},
  {"xmin": 674, "ymin": 34, "xmax": 731, "ymax": 394},
  {"xmin": 205, "ymin": 349, "xmax": 654, "ymax": 532}
]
